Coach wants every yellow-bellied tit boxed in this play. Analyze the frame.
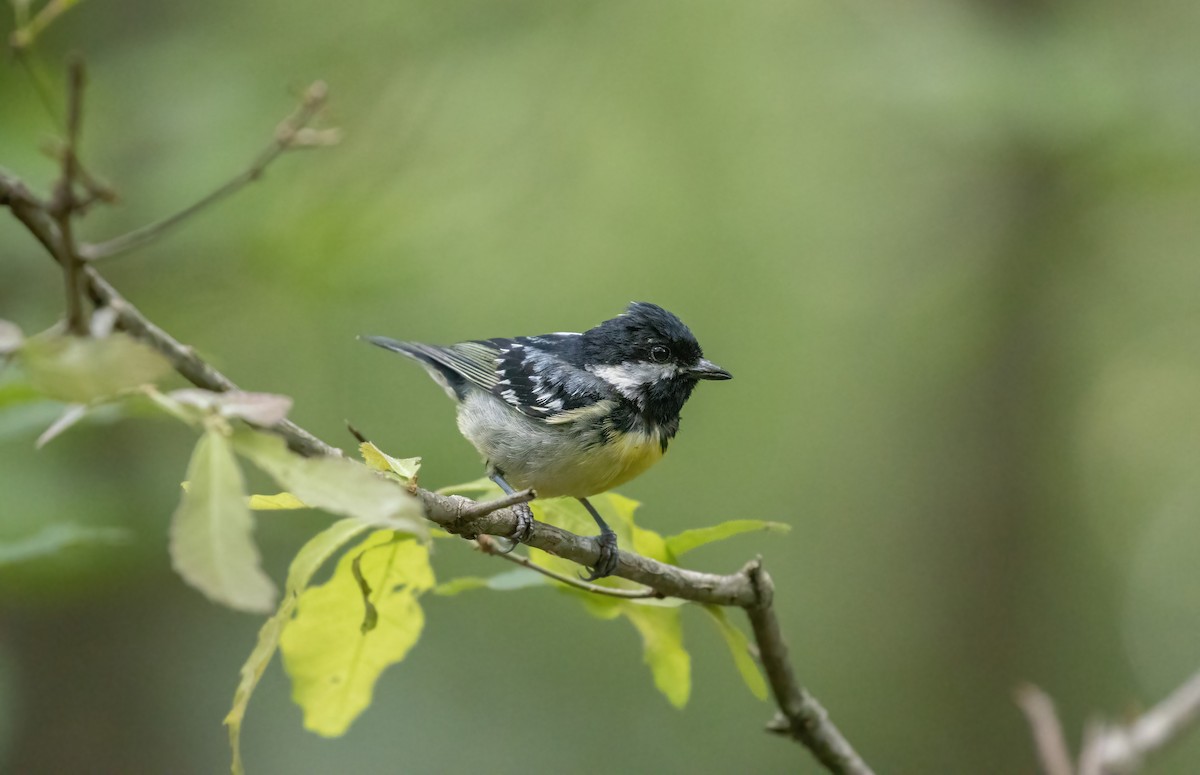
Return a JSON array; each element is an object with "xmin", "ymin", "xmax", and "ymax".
[{"xmin": 363, "ymin": 302, "xmax": 731, "ymax": 580}]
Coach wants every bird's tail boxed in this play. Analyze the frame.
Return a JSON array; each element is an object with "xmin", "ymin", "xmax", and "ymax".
[{"xmin": 360, "ymin": 335, "xmax": 467, "ymax": 400}]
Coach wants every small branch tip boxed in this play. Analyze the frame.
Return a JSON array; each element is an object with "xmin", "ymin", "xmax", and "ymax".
[{"xmin": 305, "ymin": 80, "xmax": 329, "ymax": 105}]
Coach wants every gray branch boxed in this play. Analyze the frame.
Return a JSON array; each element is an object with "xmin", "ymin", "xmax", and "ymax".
[
  {"xmin": 1017, "ymin": 672, "xmax": 1200, "ymax": 774},
  {"xmin": 2, "ymin": 109, "xmax": 872, "ymax": 773}
]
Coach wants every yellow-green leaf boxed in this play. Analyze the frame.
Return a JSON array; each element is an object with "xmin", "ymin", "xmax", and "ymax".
[
  {"xmin": 182, "ymin": 484, "xmax": 309, "ymax": 511},
  {"xmin": 280, "ymin": 531, "xmax": 435, "ymax": 736},
  {"xmin": 625, "ymin": 605, "xmax": 691, "ymax": 708},
  {"xmin": 665, "ymin": 519, "xmax": 790, "ymax": 558},
  {"xmin": 232, "ymin": 429, "xmax": 426, "ymax": 538},
  {"xmin": 703, "ymin": 605, "xmax": 768, "ymax": 701},
  {"xmin": 169, "ymin": 429, "xmax": 276, "ymax": 613},
  {"xmin": 358, "ymin": 441, "xmax": 421, "ymax": 482},
  {"xmin": 226, "ymin": 519, "xmax": 372, "ymax": 775},
  {"xmin": 248, "ymin": 492, "xmax": 308, "ymax": 510},
  {"xmin": 0, "ymin": 381, "xmax": 42, "ymax": 409},
  {"xmin": 21, "ymin": 331, "xmax": 171, "ymax": 403}
]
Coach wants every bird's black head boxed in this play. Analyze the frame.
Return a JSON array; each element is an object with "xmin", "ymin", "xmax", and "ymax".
[{"xmin": 581, "ymin": 302, "xmax": 730, "ymax": 431}]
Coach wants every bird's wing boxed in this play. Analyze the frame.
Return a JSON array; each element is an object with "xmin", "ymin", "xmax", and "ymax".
[
  {"xmin": 486, "ymin": 335, "xmax": 614, "ymax": 421},
  {"xmin": 367, "ymin": 334, "xmax": 612, "ymax": 422}
]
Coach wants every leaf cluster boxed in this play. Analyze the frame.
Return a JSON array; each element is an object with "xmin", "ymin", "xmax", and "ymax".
[{"xmin": 1, "ymin": 321, "xmax": 788, "ymax": 775}]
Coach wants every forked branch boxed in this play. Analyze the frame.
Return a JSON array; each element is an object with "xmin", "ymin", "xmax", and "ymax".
[
  {"xmin": 3, "ymin": 64, "xmax": 871, "ymax": 775},
  {"xmin": 1017, "ymin": 673, "xmax": 1200, "ymax": 774}
]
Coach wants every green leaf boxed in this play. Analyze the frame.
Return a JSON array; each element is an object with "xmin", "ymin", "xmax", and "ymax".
[
  {"xmin": 169, "ymin": 429, "xmax": 276, "ymax": 613},
  {"xmin": 358, "ymin": 440, "xmax": 421, "ymax": 482},
  {"xmin": 280, "ymin": 531, "xmax": 435, "ymax": 736},
  {"xmin": 0, "ymin": 523, "xmax": 128, "ymax": 567},
  {"xmin": 20, "ymin": 331, "xmax": 171, "ymax": 403},
  {"xmin": 665, "ymin": 519, "xmax": 790, "ymax": 558},
  {"xmin": 182, "ymin": 484, "xmax": 309, "ymax": 511},
  {"xmin": 226, "ymin": 519, "xmax": 371, "ymax": 775},
  {"xmin": 0, "ymin": 381, "xmax": 43, "ymax": 409},
  {"xmin": 703, "ymin": 605, "xmax": 768, "ymax": 701},
  {"xmin": 431, "ymin": 568, "xmax": 548, "ymax": 596},
  {"xmin": 231, "ymin": 429, "xmax": 426, "ymax": 538},
  {"xmin": 247, "ymin": 492, "xmax": 308, "ymax": 510},
  {"xmin": 624, "ymin": 605, "xmax": 691, "ymax": 708}
]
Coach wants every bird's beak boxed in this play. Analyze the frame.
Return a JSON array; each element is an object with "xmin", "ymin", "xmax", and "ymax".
[{"xmin": 688, "ymin": 359, "xmax": 732, "ymax": 380}]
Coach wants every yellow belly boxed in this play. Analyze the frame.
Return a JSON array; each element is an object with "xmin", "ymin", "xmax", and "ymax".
[
  {"xmin": 526, "ymin": 427, "xmax": 666, "ymax": 498},
  {"xmin": 597, "ymin": 428, "xmax": 666, "ymax": 491}
]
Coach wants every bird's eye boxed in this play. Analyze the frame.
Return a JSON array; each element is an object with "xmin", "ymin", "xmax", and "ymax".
[{"xmin": 649, "ymin": 345, "xmax": 671, "ymax": 364}]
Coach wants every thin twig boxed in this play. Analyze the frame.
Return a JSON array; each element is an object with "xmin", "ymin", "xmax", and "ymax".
[
  {"xmin": 459, "ymin": 489, "xmax": 536, "ymax": 519},
  {"xmin": 1015, "ymin": 683, "xmax": 1075, "ymax": 775},
  {"xmin": 1078, "ymin": 719, "xmax": 1108, "ymax": 775},
  {"xmin": 9, "ymin": 0, "xmax": 79, "ymax": 51},
  {"xmin": 476, "ymin": 535, "xmax": 663, "ymax": 600},
  {"xmin": 78, "ymin": 81, "xmax": 334, "ymax": 261},
  {"xmin": 1083, "ymin": 669, "xmax": 1200, "ymax": 774},
  {"xmin": 4, "ymin": 146, "xmax": 871, "ymax": 775},
  {"xmin": 51, "ymin": 56, "xmax": 87, "ymax": 334}
]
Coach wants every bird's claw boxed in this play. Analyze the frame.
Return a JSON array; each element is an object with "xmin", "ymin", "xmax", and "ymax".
[
  {"xmin": 493, "ymin": 502, "xmax": 536, "ymax": 554},
  {"xmin": 580, "ymin": 529, "xmax": 619, "ymax": 581}
]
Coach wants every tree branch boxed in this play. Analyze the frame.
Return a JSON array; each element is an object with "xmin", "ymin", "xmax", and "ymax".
[
  {"xmin": 50, "ymin": 56, "xmax": 87, "ymax": 334},
  {"xmin": 2, "ymin": 97, "xmax": 872, "ymax": 774},
  {"xmin": 1083, "ymin": 670, "xmax": 1200, "ymax": 774},
  {"xmin": 1016, "ymin": 673, "xmax": 1200, "ymax": 775},
  {"xmin": 77, "ymin": 81, "xmax": 336, "ymax": 262},
  {"xmin": 458, "ymin": 488, "xmax": 536, "ymax": 519}
]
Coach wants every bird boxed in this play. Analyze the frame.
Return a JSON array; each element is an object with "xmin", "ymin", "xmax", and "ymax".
[{"xmin": 363, "ymin": 301, "xmax": 731, "ymax": 580}]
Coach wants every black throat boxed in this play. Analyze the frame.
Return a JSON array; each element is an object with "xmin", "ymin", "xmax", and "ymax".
[{"xmin": 609, "ymin": 376, "xmax": 695, "ymax": 451}]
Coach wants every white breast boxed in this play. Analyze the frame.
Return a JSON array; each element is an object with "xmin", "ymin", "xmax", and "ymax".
[{"xmin": 454, "ymin": 390, "xmax": 665, "ymax": 498}]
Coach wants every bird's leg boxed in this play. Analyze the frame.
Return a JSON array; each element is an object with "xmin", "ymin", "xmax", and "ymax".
[
  {"xmin": 577, "ymin": 497, "xmax": 619, "ymax": 580},
  {"xmin": 488, "ymin": 471, "xmax": 536, "ymax": 551}
]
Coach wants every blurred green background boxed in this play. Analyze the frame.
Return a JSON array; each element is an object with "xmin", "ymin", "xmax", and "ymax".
[{"xmin": 3, "ymin": 0, "xmax": 1200, "ymax": 772}]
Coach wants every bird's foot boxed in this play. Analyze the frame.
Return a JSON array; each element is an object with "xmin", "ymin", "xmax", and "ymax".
[
  {"xmin": 493, "ymin": 502, "xmax": 536, "ymax": 554},
  {"xmin": 581, "ymin": 528, "xmax": 619, "ymax": 581}
]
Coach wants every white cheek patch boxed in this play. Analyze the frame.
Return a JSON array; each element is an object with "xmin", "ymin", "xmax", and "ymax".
[{"xmin": 589, "ymin": 362, "xmax": 678, "ymax": 403}]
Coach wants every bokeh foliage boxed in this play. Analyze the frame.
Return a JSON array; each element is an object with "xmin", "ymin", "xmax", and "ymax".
[{"xmin": 3, "ymin": 0, "xmax": 1200, "ymax": 772}]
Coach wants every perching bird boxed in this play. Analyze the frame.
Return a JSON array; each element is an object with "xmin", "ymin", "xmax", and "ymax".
[{"xmin": 363, "ymin": 302, "xmax": 731, "ymax": 579}]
